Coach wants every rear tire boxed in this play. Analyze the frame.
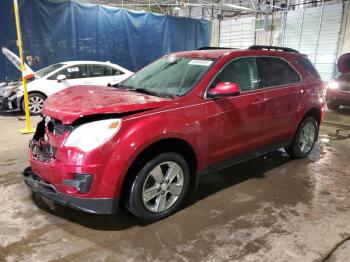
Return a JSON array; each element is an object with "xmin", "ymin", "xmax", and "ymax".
[
  {"xmin": 285, "ymin": 117, "xmax": 318, "ymax": 159},
  {"xmin": 124, "ymin": 152, "xmax": 190, "ymax": 221},
  {"xmin": 327, "ymin": 102, "xmax": 340, "ymax": 110},
  {"xmin": 21, "ymin": 92, "xmax": 46, "ymax": 116}
]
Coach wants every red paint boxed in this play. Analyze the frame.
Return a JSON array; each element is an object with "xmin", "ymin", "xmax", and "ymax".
[
  {"xmin": 29, "ymin": 49, "xmax": 325, "ymax": 201},
  {"xmin": 208, "ymin": 82, "xmax": 240, "ymax": 97}
]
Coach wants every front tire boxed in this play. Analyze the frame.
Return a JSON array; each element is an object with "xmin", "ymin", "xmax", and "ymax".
[
  {"xmin": 285, "ymin": 117, "xmax": 318, "ymax": 159},
  {"xmin": 125, "ymin": 152, "xmax": 190, "ymax": 221},
  {"xmin": 21, "ymin": 92, "xmax": 46, "ymax": 116}
]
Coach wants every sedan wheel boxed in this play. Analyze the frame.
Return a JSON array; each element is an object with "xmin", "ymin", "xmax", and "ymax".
[
  {"xmin": 28, "ymin": 96, "xmax": 45, "ymax": 114},
  {"xmin": 22, "ymin": 93, "xmax": 46, "ymax": 116}
]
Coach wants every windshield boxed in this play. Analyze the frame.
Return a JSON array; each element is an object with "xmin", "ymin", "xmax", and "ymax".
[
  {"xmin": 121, "ymin": 56, "xmax": 214, "ymax": 97},
  {"xmin": 35, "ymin": 63, "xmax": 65, "ymax": 78}
]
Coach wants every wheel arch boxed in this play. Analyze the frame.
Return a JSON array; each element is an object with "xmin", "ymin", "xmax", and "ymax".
[
  {"xmin": 120, "ymin": 137, "xmax": 198, "ymax": 202},
  {"xmin": 20, "ymin": 90, "xmax": 48, "ymax": 109},
  {"xmin": 302, "ymin": 107, "xmax": 321, "ymax": 127},
  {"xmin": 292, "ymin": 107, "xmax": 321, "ymax": 143}
]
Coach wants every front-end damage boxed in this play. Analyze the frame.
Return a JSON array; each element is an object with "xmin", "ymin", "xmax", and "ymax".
[
  {"xmin": 23, "ymin": 116, "xmax": 121, "ymax": 214},
  {"xmin": 0, "ymin": 80, "xmax": 23, "ymax": 112}
]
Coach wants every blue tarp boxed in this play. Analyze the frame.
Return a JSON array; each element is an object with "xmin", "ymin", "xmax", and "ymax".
[{"xmin": 0, "ymin": 0, "xmax": 211, "ymax": 81}]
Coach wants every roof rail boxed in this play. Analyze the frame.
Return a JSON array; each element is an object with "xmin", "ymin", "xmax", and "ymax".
[
  {"xmin": 248, "ymin": 45, "xmax": 299, "ymax": 53},
  {"xmin": 197, "ymin": 47, "xmax": 234, "ymax": 50}
]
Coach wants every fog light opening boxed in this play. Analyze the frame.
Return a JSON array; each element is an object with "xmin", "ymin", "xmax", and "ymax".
[{"xmin": 63, "ymin": 174, "xmax": 93, "ymax": 193}]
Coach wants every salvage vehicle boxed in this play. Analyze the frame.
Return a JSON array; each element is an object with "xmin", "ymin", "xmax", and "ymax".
[
  {"xmin": 23, "ymin": 46, "xmax": 326, "ymax": 221},
  {"xmin": 326, "ymin": 52, "xmax": 350, "ymax": 110},
  {"xmin": 0, "ymin": 47, "xmax": 133, "ymax": 115}
]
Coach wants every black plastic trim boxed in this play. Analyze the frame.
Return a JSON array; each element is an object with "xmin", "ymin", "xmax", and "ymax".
[
  {"xmin": 23, "ymin": 167, "xmax": 119, "ymax": 214},
  {"xmin": 198, "ymin": 141, "xmax": 289, "ymax": 176},
  {"xmin": 248, "ymin": 45, "xmax": 299, "ymax": 53}
]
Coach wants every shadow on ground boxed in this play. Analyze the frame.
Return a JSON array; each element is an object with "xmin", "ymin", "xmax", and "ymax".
[{"xmin": 32, "ymin": 149, "xmax": 291, "ymax": 231}]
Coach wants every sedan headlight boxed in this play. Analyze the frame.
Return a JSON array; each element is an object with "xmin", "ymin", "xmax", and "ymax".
[
  {"xmin": 64, "ymin": 119, "xmax": 122, "ymax": 152},
  {"xmin": 1, "ymin": 87, "xmax": 18, "ymax": 97},
  {"xmin": 16, "ymin": 89, "xmax": 24, "ymax": 97}
]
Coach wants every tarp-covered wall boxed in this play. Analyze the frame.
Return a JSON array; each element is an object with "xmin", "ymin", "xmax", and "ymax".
[{"xmin": 0, "ymin": 0, "xmax": 211, "ymax": 81}]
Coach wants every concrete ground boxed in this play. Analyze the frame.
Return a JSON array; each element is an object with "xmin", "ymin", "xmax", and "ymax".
[{"xmin": 0, "ymin": 108, "xmax": 349, "ymax": 262}]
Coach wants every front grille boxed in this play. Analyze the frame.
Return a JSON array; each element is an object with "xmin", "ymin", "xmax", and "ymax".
[
  {"xmin": 30, "ymin": 139, "xmax": 56, "ymax": 162},
  {"xmin": 47, "ymin": 119, "xmax": 73, "ymax": 136}
]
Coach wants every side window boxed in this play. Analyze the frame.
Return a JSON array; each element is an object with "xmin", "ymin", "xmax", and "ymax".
[
  {"xmin": 257, "ymin": 57, "xmax": 300, "ymax": 87},
  {"xmin": 111, "ymin": 67, "xmax": 124, "ymax": 76},
  {"xmin": 296, "ymin": 56, "xmax": 320, "ymax": 79},
  {"xmin": 89, "ymin": 65, "xmax": 123, "ymax": 77},
  {"xmin": 49, "ymin": 65, "xmax": 88, "ymax": 80},
  {"xmin": 211, "ymin": 57, "xmax": 259, "ymax": 92}
]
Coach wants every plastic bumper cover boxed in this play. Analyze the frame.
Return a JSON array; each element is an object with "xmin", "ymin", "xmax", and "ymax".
[
  {"xmin": 23, "ymin": 167, "xmax": 119, "ymax": 214},
  {"xmin": 0, "ymin": 94, "xmax": 21, "ymax": 112}
]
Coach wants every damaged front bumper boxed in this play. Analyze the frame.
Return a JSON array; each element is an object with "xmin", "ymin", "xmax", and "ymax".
[
  {"xmin": 0, "ymin": 93, "xmax": 22, "ymax": 112},
  {"xmin": 23, "ymin": 166, "xmax": 120, "ymax": 214}
]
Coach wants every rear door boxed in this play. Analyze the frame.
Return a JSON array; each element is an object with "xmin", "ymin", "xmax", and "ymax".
[
  {"xmin": 256, "ymin": 56, "xmax": 303, "ymax": 145},
  {"xmin": 206, "ymin": 57, "xmax": 266, "ymax": 164},
  {"xmin": 85, "ymin": 64, "xmax": 125, "ymax": 86}
]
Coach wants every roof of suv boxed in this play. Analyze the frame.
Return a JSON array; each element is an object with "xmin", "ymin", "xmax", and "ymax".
[{"xmin": 175, "ymin": 46, "xmax": 302, "ymax": 60}]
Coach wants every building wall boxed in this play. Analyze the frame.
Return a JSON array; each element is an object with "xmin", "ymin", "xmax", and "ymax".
[{"xmin": 339, "ymin": 1, "xmax": 350, "ymax": 55}]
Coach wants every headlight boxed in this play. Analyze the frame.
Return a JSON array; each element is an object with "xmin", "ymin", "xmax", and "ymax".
[
  {"xmin": 2, "ymin": 87, "xmax": 18, "ymax": 97},
  {"xmin": 327, "ymin": 80, "xmax": 339, "ymax": 90},
  {"xmin": 64, "ymin": 119, "xmax": 122, "ymax": 152},
  {"xmin": 16, "ymin": 89, "xmax": 24, "ymax": 97}
]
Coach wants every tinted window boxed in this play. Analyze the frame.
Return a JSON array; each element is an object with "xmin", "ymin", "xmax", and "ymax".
[
  {"xmin": 89, "ymin": 65, "xmax": 123, "ymax": 77},
  {"xmin": 257, "ymin": 57, "xmax": 300, "ymax": 87},
  {"xmin": 211, "ymin": 57, "xmax": 259, "ymax": 92},
  {"xmin": 296, "ymin": 56, "xmax": 320, "ymax": 79},
  {"xmin": 49, "ymin": 65, "xmax": 88, "ymax": 80}
]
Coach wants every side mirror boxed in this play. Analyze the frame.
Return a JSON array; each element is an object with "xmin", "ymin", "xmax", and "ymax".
[
  {"xmin": 57, "ymin": 74, "xmax": 66, "ymax": 83},
  {"xmin": 208, "ymin": 82, "xmax": 240, "ymax": 98}
]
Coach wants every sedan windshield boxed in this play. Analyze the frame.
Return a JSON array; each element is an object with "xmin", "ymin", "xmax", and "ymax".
[
  {"xmin": 35, "ymin": 63, "xmax": 65, "ymax": 78},
  {"xmin": 121, "ymin": 56, "xmax": 214, "ymax": 97}
]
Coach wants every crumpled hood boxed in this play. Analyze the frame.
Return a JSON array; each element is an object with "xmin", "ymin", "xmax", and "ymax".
[{"xmin": 43, "ymin": 85, "xmax": 173, "ymax": 124}]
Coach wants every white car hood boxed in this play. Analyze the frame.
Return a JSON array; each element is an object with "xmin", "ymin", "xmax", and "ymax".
[{"xmin": 2, "ymin": 47, "xmax": 36, "ymax": 79}]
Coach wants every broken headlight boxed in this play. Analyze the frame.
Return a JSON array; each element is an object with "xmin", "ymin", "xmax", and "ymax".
[{"xmin": 64, "ymin": 119, "xmax": 122, "ymax": 152}]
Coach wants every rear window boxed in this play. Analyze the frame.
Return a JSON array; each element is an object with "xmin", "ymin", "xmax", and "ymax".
[
  {"xmin": 257, "ymin": 57, "xmax": 301, "ymax": 87},
  {"xmin": 296, "ymin": 56, "xmax": 320, "ymax": 79}
]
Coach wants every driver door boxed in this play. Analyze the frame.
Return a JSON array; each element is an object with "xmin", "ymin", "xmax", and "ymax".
[
  {"xmin": 47, "ymin": 64, "xmax": 89, "ymax": 96},
  {"xmin": 206, "ymin": 57, "xmax": 266, "ymax": 165}
]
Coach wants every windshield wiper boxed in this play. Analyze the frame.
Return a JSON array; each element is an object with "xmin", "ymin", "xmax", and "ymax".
[
  {"xmin": 133, "ymin": 88, "xmax": 175, "ymax": 99},
  {"xmin": 112, "ymin": 84, "xmax": 174, "ymax": 99}
]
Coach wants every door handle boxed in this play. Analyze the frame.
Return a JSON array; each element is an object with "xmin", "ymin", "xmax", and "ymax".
[
  {"xmin": 252, "ymin": 98, "xmax": 262, "ymax": 105},
  {"xmin": 252, "ymin": 97, "xmax": 268, "ymax": 105}
]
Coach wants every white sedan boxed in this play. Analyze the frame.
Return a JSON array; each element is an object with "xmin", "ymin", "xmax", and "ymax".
[{"xmin": 0, "ymin": 48, "xmax": 133, "ymax": 115}]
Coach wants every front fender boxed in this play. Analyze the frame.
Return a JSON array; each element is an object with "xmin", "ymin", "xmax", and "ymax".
[{"xmin": 102, "ymin": 107, "xmax": 208, "ymax": 196}]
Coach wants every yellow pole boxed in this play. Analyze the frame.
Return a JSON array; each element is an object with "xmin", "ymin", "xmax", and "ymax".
[{"xmin": 14, "ymin": 0, "xmax": 35, "ymax": 134}]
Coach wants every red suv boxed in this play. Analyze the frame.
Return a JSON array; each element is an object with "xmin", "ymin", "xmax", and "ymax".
[{"xmin": 23, "ymin": 46, "xmax": 326, "ymax": 221}]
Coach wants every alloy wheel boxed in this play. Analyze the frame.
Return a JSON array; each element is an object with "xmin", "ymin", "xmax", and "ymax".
[
  {"xmin": 28, "ymin": 96, "xmax": 44, "ymax": 114},
  {"xmin": 142, "ymin": 161, "xmax": 184, "ymax": 213},
  {"xmin": 299, "ymin": 122, "xmax": 316, "ymax": 153}
]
